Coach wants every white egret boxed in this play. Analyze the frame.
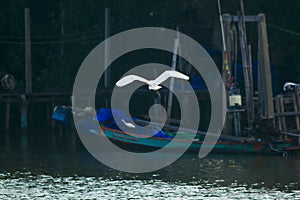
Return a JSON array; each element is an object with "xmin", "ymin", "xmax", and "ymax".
[
  {"xmin": 283, "ymin": 82, "xmax": 299, "ymax": 92},
  {"xmin": 115, "ymin": 70, "xmax": 189, "ymax": 90},
  {"xmin": 121, "ymin": 119, "xmax": 136, "ymax": 128}
]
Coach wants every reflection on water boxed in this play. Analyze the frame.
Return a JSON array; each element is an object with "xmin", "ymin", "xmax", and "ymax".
[
  {"xmin": 1, "ymin": 129, "xmax": 300, "ymax": 199},
  {"xmin": 1, "ymin": 172, "xmax": 300, "ymax": 199}
]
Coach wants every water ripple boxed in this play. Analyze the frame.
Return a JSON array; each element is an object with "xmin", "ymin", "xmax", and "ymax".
[{"xmin": 0, "ymin": 172, "xmax": 300, "ymax": 199}]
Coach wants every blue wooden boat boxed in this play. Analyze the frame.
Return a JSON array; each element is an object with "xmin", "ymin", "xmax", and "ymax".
[{"xmin": 53, "ymin": 106, "xmax": 300, "ymax": 156}]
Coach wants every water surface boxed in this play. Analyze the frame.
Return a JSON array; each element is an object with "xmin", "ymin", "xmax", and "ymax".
[{"xmin": 1, "ymin": 130, "xmax": 300, "ymax": 199}]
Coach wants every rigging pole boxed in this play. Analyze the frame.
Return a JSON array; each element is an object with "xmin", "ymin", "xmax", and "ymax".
[
  {"xmin": 238, "ymin": 0, "xmax": 254, "ymax": 128},
  {"xmin": 217, "ymin": 0, "xmax": 231, "ymax": 90}
]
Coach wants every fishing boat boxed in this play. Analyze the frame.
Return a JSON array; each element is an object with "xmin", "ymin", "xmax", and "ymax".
[
  {"xmin": 52, "ymin": 106, "xmax": 300, "ymax": 156},
  {"xmin": 52, "ymin": 1, "xmax": 300, "ymax": 156}
]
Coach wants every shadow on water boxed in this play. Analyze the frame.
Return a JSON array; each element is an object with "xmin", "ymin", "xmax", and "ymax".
[{"xmin": 1, "ymin": 124, "xmax": 300, "ymax": 198}]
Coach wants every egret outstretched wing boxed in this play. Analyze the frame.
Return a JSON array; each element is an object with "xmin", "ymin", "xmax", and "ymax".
[
  {"xmin": 283, "ymin": 82, "xmax": 298, "ymax": 91},
  {"xmin": 152, "ymin": 70, "xmax": 189, "ymax": 85},
  {"xmin": 115, "ymin": 70, "xmax": 189, "ymax": 90},
  {"xmin": 116, "ymin": 75, "xmax": 149, "ymax": 87},
  {"xmin": 121, "ymin": 119, "xmax": 135, "ymax": 128}
]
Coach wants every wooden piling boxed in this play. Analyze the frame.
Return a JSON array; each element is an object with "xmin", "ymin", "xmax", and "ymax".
[
  {"xmin": 247, "ymin": 44, "xmax": 254, "ymax": 121},
  {"xmin": 291, "ymin": 93, "xmax": 300, "ymax": 144},
  {"xmin": 237, "ymin": 12, "xmax": 254, "ymax": 127},
  {"xmin": 25, "ymin": 8, "xmax": 32, "ymax": 94},
  {"xmin": 221, "ymin": 14, "xmax": 232, "ymax": 135},
  {"xmin": 167, "ymin": 36, "xmax": 179, "ymax": 122},
  {"xmin": 223, "ymin": 13, "xmax": 232, "ymax": 70},
  {"xmin": 20, "ymin": 95, "xmax": 28, "ymax": 129},
  {"xmin": 0, "ymin": 93, "xmax": 70, "ymax": 132},
  {"xmin": 295, "ymin": 87, "xmax": 300, "ymax": 144},
  {"xmin": 257, "ymin": 13, "xmax": 274, "ymax": 119},
  {"xmin": 275, "ymin": 95, "xmax": 282, "ymax": 130},
  {"xmin": 296, "ymin": 86, "xmax": 300, "ymax": 115},
  {"xmin": 51, "ymin": 100, "xmax": 56, "ymax": 130},
  {"xmin": 46, "ymin": 100, "xmax": 51, "ymax": 129},
  {"xmin": 60, "ymin": 2, "xmax": 65, "ymax": 58},
  {"xmin": 104, "ymin": 7, "xmax": 111, "ymax": 89},
  {"xmin": 182, "ymin": 93, "xmax": 191, "ymax": 127},
  {"xmin": 5, "ymin": 101, "xmax": 10, "ymax": 132},
  {"xmin": 279, "ymin": 95, "xmax": 287, "ymax": 131},
  {"xmin": 292, "ymin": 94, "xmax": 300, "ymax": 130}
]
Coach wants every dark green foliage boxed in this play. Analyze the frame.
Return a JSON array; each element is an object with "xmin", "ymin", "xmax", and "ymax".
[{"xmin": 0, "ymin": 0, "xmax": 299, "ymax": 93}]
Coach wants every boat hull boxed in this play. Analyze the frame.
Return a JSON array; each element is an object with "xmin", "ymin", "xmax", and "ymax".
[{"xmin": 100, "ymin": 127, "xmax": 294, "ymax": 155}]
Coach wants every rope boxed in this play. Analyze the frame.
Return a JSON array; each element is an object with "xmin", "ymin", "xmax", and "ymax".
[
  {"xmin": 279, "ymin": 131, "xmax": 300, "ymax": 137},
  {"xmin": 0, "ymin": 33, "xmax": 104, "ymax": 45},
  {"xmin": 0, "ymin": 22, "xmax": 299, "ymax": 45},
  {"xmin": 267, "ymin": 24, "xmax": 300, "ymax": 37},
  {"xmin": 0, "ymin": 17, "xmax": 149, "ymax": 45},
  {"xmin": 217, "ymin": 0, "xmax": 231, "ymax": 89}
]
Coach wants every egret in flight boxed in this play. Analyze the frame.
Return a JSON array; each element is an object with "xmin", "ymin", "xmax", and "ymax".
[
  {"xmin": 115, "ymin": 70, "xmax": 189, "ymax": 90},
  {"xmin": 283, "ymin": 82, "xmax": 300, "ymax": 92},
  {"xmin": 121, "ymin": 119, "xmax": 136, "ymax": 128}
]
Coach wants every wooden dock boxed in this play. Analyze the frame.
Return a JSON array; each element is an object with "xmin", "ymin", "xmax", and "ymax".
[
  {"xmin": 0, "ymin": 90, "xmax": 212, "ymax": 133},
  {"xmin": 275, "ymin": 86, "xmax": 300, "ymax": 138},
  {"xmin": 1, "ymin": 6, "xmax": 299, "ymax": 147},
  {"xmin": 0, "ymin": 92, "xmax": 71, "ymax": 132}
]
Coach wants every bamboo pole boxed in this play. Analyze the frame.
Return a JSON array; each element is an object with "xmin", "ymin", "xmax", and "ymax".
[
  {"xmin": 25, "ymin": 8, "xmax": 32, "ymax": 94},
  {"xmin": 5, "ymin": 101, "xmax": 10, "ymax": 132},
  {"xmin": 257, "ymin": 13, "xmax": 274, "ymax": 119},
  {"xmin": 292, "ymin": 94, "xmax": 300, "ymax": 130},
  {"xmin": 20, "ymin": 94, "xmax": 28, "ymax": 129},
  {"xmin": 293, "ymin": 96, "xmax": 300, "ymax": 150},
  {"xmin": 279, "ymin": 95, "xmax": 286, "ymax": 131},
  {"xmin": 237, "ymin": 12, "xmax": 253, "ymax": 127},
  {"xmin": 167, "ymin": 36, "xmax": 179, "ymax": 121},
  {"xmin": 104, "ymin": 7, "xmax": 111, "ymax": 88},
  {"xmin": 275, "ymin": 96, "xmax": 282, "ymax": 130}
]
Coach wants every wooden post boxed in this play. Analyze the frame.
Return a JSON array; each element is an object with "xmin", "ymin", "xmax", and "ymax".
[
  {"xmin": 248, "ymin": 44, "xmax": 254, "ymax": 120},
  {"xmin": 223, "ymin": 14, "xmax": 232, "ymax": 71},
  {"xmin": 220, "ymin": 14, "xmax": 232, "ymax": 135},
  {"xmin": 4, "ymin": 101, "xmax": 11, "ymax": 148},
  {"xmin": 176, "ymin": 26, "xmax": 183, "ymax": 73},
  {"xmin": 46, "ymin": 100, "xmax": 51, "ymax": 128},
  {"xmin": 295, "ymin": 86, "xmax": 300, "ymax": 144},
  {"xmin": 163, "ymin": 93, "xmax": 168, "ymax": 109},
  {"xmin": 51, "ymin": 100, "xmax": 56, "ymax": 130},
  {"xmin": 257, "ymin": 13, "xmax": 274, "ymax": 119},
  {"xmin": 152, "ymin": 68, "xmax": 160, "ymax": 122},
  {"xmin": 257, "ymin": 36, "xmax": 263, "ymax": 117},
  {"xmin": 237, "ymin": 1, "xmax": 255, "ymax": 128},
  {"xmin": 20, "ymin": 94, "xmax": 28, "ymax": 129},
  {"xmin": 60, "ymin": 2, "xmax": 65, "ymax": 58},
  {"xmin": 25, "ymin": 8, "xmax": 32, "ymax": 94},
  {"xmin": 279, "ymin": 95, "xmax": 286, "ymax": 131},
  {"xmin": 104, "ymin": 7, "xmax": 111, "ymax": 88},
  {"xmin": 71, "ymin": 95, "xmax": 75, "ymax": 108},
  {"xmin": 5, "ymin": 101, "xmax": 10, "ymax": 132},
  {"xmin": 176, "ymin": 26, "xmax": 185, "ymax": 96},
  {"xmin": 181, "ymin": 93, "xmax": 190, "ymax": 127},
  {"xmin": 295, "ymin": 85, "xmax": 300, "ymax": 116},
  {"xmin": 167, "ymin": 36, "xmax": 179, "ymax": 121},
  {"xmin": 237, "ymin": 12, "xmax": 254, "ymax": 128},
  {"xmin": 292, "ymin": 94, "xmax": 300, "ymax": 127},
  {"xmin": 292, "ymin": 94, "xmax": 300, "ymax": 129},
  {"xmin": 275, "ymin": 95, "xmax": 282, "ymax": 130}
]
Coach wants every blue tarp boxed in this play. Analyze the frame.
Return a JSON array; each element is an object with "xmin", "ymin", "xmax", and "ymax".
[
  {"xmin": 52, "ymin": 106, "xmax": 72, "ymax": 125},
  {"xmin": 96, "ymin": 108, "xmax": 172, "ymax": 138},
  {"xmin": 96, "ymin": 108, "xmax": 126, "ymax": 123}
]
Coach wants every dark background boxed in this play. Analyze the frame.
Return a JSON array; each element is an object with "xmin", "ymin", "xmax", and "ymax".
[
  {"xmin": 1, "ymin": 3, "xmax": 300, "ymax": 196},
  {"xmin": 0, "ymin": 0, "xmax": 299, "ymax": 93}
]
